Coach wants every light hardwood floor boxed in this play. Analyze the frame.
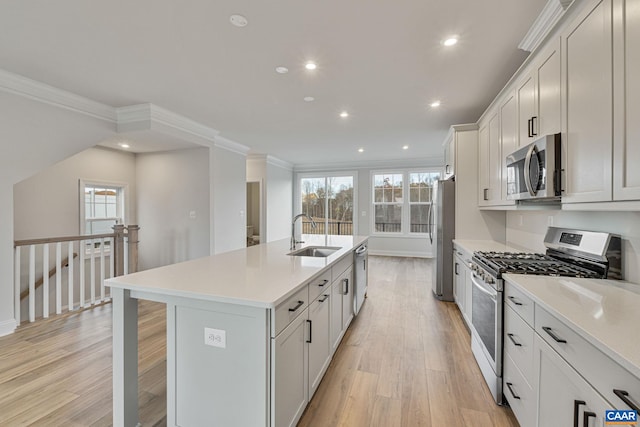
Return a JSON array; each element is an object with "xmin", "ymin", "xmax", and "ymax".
[{"xmin": 0, "ymin": 256, "xmax": 518, "ymax": 426}]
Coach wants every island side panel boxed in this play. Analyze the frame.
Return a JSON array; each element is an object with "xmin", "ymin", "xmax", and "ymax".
[
  {"xmin": 111, "ymin": 288, "xmax": 139, "ymax": 427},
  {"xmin": 168, "ymin": 299, "xmax": 270, "ymax": 426}
]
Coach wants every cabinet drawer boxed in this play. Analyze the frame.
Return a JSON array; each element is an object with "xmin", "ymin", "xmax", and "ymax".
[
  {"xmin": 504, "ymin": 305, "xmax": 535, "ymax": 386},
  {"xmin": 504, "ymin": 280, "xmax": 534, "ymax": 327},
  {"xmin": 503, "ymin": 352, "xmax": 535, "ymax": 427},
  {"xmin": 308, "ymin": 270, "xmax": 332, "ymax": 300},
  {"xmin": 535, "ymin": 305, "xmax": 640, "ymax": 410},
  {"xmin": 332, "ymin": 252, "xmax": 353, "ymax": 281},
  {"xmin": 273, "ymin": 286, "xmax": 309, "ymax": 337}
]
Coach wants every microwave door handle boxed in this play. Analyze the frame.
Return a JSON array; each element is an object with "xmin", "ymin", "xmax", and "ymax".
[{"xmin": 523, "ymin": 144, "xmax": 536, "ymax": 196}]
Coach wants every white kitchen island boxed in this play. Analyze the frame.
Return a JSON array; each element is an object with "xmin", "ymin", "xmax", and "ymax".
[{"xmin": 107, "ymin": 234, "xmax": 368, "ymax": 427}]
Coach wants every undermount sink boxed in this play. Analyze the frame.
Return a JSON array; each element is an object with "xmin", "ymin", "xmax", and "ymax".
[{"xmin": 287, "ymin": 246, "xmax": 342, "ymax": 257}]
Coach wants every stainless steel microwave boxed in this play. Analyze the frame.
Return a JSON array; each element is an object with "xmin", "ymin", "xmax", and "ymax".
[{"xmin": 505, "ymin": 134, "xmax": 561, "ymax": 201}]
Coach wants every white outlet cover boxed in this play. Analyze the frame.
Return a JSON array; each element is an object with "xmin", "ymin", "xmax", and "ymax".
[
  {"xmin": 204, "ymin": 327, "xmax": 226, "ymax": 348},
  {"xmin": 189, "ymin": 210, "xmax": 196, "ymax": 219}
]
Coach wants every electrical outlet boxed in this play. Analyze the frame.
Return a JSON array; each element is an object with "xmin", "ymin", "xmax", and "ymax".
[
  {"xmin": 361, "ymin": 211, "xmax": 366, "ymax": 217},
  {"xmin": 518, "ymin": 215, "xmax": 523, "ymax": 226},
  {"xmin": 189, "ymin": 210, "xmax": 197, "ymax": 219},
  {"xmin": 204, "ymin": 327, "xmax": 226, "ymax": 348},
  {"xmin": 547, "ymin": 215, "xmax": 554, "ymax": 226}
]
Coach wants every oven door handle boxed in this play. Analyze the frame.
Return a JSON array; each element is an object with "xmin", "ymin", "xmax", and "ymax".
[{"xmin": 470, "ymin": 273, "xmax": 497, "ymax": 301}]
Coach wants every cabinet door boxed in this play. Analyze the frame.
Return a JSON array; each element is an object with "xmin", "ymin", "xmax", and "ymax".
[
  {"xmin": 518, "ymin": 74, "xmax": 537, "ymax": 147},
  {"xmin": 536, "ymin": 39, "xmax": 561, "ymax": 137},
  {"xmin": 444, "ymin": 132, "xmax": 455, "ymax": 179},
  {"xmin": 478, "ymin": 123, "xmax": 490, "ymax": 206},
  {"xmin": 613, "ymin": 0, "xmax": 640, "ymax": 200},
  {"xmin": 341, "ymin": 268, "xmax": 354, "ymax": 331},
  {"xmin": 453, "ymin": 255, "xmax": 465, "ymax": 313},
  {"xmin": 308, "ymin": 294, "xmax": 331, "ymax": 399},
  {"xmin": 273, "ymin": 310, "xmax": 309, "ymax": 427},
  {"xmin": 562, "ymin": 0, "xmax": 613, "ymax": 203},
  {"xmin": 536, "ymin": 335, "xmax": 611, "ymax": 427},
  {"xmin": 488, "ymin": 112, "xmax": 502, "ymax": 205},
  {"xmin": 500, "ymin": 91, "xmax": 518, "ymax": 203},
  {"xmin": 330, "ymin": 280, "xmax": 343, "ymax": 354},
  {"xmin": 463, "ymin": 263, "xmax": 472, "ymax": 324}
]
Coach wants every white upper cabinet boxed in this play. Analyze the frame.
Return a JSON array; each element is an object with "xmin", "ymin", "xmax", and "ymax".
[
  {"xmin": 517, "ymin": 38, "xmax": 561, "ymax": 148},
  {"xmin": 478, "ymin": 111, "xmax": 504, "ymax": 206},
  {"xmin": 613, "ymin": 0, "xmax": 640, "ymax": 200},
  {"xmin": 561, "ymin": 0, "xmax": 613, "ymax": 203},
  {"xmin": 500, "ymin": 91, "xmax": 518, "ymax": 203},
  {"xmin": 444, "ymin": 131, "xmax": 455, "ymax": 179}
]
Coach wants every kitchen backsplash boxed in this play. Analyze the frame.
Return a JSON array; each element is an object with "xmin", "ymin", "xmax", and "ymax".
[{"xmin": 506, "ymin": 210, "xmax": 640, "ymax": 284}]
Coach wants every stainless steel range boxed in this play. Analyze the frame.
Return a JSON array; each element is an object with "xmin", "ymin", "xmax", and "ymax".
[{"xmin": 469, "ymin": 227, "xmax": 622, "ymax": 404}]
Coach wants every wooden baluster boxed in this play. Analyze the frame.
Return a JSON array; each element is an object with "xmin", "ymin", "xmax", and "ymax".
[
  {"xmin": 43, "ymin": 243, "xmax": 49, "ymax": 319},
  {"xmin": 113, "ymin": 225, "xmax": 125, "ymax": 277},
  {"xmin": 90, "ymin": 238, "xmax": 96, "ymax": 305},
  {"xmin": 56, "ymin": 242, "xmax": 62, "ymax": 314},
  {"xmin": 80, "ymin": 240, "xmax": 87, "ymax": 307},
  {"xmin": 123, "ymin": 234, "xmax": 129, "ymax": 275},
  {"xmin": 100, "ymin": 238, "xmax": 106, "ymax": 302},
  {"xmin": 14, "ymin": 246, "xmax": 21, "ymax": 326},
  {"xmin": 29, "ymin": 245, "xmax": 35, "ymax": 322},
  {"xmin": 109, "ymin": 237, "xmax": 115, "ymax": 299},
  {"xmin": 69, "ymin": 241, "xmax": 75, "ymax": 311}
]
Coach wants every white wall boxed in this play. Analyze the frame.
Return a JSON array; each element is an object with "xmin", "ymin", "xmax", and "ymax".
[
  {"xmin": 506, "ymin": 210, "xmax": 640, "ymax": 284},
  {"xmin": 13, "ymin": 146, "xmax": 137, "ymax": 240},
  {"xmin": 136, "ymin": 147, "xmax": 211, "ymax": 270},
  {"xmin": 212, "ymin": 146, "xmax": 247, "ymax": 254},
  {"xmin": 0, "ymin": 92, "xmax": 114, "ymax": 336},
  {"xmin": 266, "ymin": 162, "xmax": 293, "ymax": 242}
]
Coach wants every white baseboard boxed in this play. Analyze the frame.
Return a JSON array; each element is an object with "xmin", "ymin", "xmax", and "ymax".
[
  {"xmin": 368, "ymin": 250, "xmax": 433, "ymax": 258},
  {"xmin": 0, "ymin": 318, "xmax": 17, "ymax": 337}
]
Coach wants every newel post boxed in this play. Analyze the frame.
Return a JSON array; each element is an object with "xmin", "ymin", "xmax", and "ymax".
[
  {"xmin": 113, "ymin": 224, "xmax": 126, "ymax": 277},
  {"xmin": 127, "ymin": 225, "xmax": 140, "ymax": 274}
]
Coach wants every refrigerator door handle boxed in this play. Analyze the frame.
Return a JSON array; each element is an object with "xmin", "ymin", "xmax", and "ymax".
[{"xmin": 427, "ymin": 203, "xmax": 433, "ymax": 244}]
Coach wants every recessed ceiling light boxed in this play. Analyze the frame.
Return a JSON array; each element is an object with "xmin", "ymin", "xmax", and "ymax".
[
  {"xmin": 403, "ymin": 145, "xmax": 409, "ymax": 150},
  {"xmin": 275, "ymin": 66, "xmax": 289, "ymax": 74},
  {"xmin": 305, "ymin": 61, "xmax": 317, "ymax": 70},
  {"xmin": 303, "ymin": 96, "xmax": 315, "ymax": 102},
  {"xmin": 443, "ymin": 36, "xmax": 458, "ymax": 47},
  {"xmin": 340, "ymin": 111, "xmax": 349, "ymax": 118},
  {"xmin": 358, "ymin": 148, "xmax": 364, "ymax": 153},
  {"xmin": 118, "ymin": 143, "xmax": 130, "ymax": 149},
  {"xmin": 430, "ymin": 101, "xmax": 441, "ymax": 108},
  {"xmin": 230, "ymin": 14, "xmax": 248, "ymax": 27}
]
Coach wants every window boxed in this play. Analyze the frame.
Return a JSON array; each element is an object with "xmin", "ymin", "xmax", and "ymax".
[
  {"xmin": 372, "ymin": 170, "xmax": 440, "ymax": 235},
  {"xmin": 80, "ymin": 180, "xmax": 126, "ymax": 252},
  {"xmin": 299, "ymin": 174, "xmax": 355, "ymax": 236}
]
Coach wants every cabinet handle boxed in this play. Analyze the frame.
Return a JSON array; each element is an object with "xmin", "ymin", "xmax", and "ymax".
[
  {"xmin": 583, "ymin": 411, "xmax": 596, "ymax": 427},
  {"xmin": 343, "ymin": 278, "xmax": 349, "ymax": 295},
  {"xmin": 306, "ymin": 319, "xmax": 312, "ymax": 344},
  {"xmin": 288, "ymin": 300, "xmax": 304, "ymax": 312},
  {"xmin": 317, "ymin": 279, "xmax": 329, "ymax": 287},
  {"xmin": 507, "ymin": 333, "xmax": 522, "ymax": 347},
  {"xmin": 455, "ymin": 262, "xmax": 459, "ymax": 275},
  {"xmin": 483, "ymin": 188, "xmax": 489, "ymax": 201},
  {"xmin": 531, "ymin": 116, "xmax": 538, "ymax": 136},
  {"xmin": 527, "ymin": 118, "xmax": 532, "ymax": 138},
  {"xmin": 319, "ymin": 294, "xmax": 329, "ymax": 303},
  {"xmin": 508, "ymin": 295, "xmax": 523, "ymax": 306},
  {"xmin": 446, "ymin": 165, "xmax": 450, "ymax": 174},
  {"xmin": 613, "ymin": 389, "xmax": 640, "ymax": 411},
  {"xmin": 573, "ymin": 400, "xmax": 585, "ymax": 427},
  {"xmin": 542, "ymin": 326, "xmax": 567, "ymax": 343},
  {"xmin": 505, "ymin": 382, "xmax": 520, "ymax": 400}
]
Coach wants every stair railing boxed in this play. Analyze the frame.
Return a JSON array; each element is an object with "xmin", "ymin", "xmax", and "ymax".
[{"xmin": 13, "ymin": 224, "xmax": 139, "ymax": 325}]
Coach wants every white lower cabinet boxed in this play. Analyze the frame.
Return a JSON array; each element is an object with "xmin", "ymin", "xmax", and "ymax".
[
  {"xmin": 308, "ymin": 293, "xmax": 331, "ymax": 399},
  {"xmin": 273, "ymin": 309, "xmax": 309, "ymax": 427},
  {"xmin": 330, "ymin": 277, "xmax": 344, "ymax": 354},
  {"xmin": 341, "ymin": 267, "xmax": 354, "ymax": 331},
  {"xmin": 453, "ymin": 247, "xmax": 472, "ymax": 327},
  {"xmin": 535, "ymin": 334, "xmax": 610, "ymax": 427}
]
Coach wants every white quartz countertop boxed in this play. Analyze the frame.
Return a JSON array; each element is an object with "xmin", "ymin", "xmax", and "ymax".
[
  {"xmin": 453, "ymin": 239, "xmax": 530, "ymax": 255},
  {"xmin": 106, "ymin": 235, "xmax": 368, "ymax": 309},
  {"xmin": 503, "ymin": 274, "xmax": 640, "ymax": 379}
]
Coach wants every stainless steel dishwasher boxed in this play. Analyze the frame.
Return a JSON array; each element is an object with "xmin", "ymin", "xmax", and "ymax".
[{"xmin": 354, "ymin": 243, "xmax": 368, "ymax": 315}]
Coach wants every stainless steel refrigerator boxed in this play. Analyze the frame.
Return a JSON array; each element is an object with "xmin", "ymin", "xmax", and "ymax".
[{"xmin": 429, "ymin": 178, "xmax": 455, "ymax": 301}]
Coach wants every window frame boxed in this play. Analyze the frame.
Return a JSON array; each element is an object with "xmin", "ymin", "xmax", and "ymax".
[
  {"xmin": 294, "ymin": 171, "xmax": 358, "ymax": 238},
  {"xmin": 79, "ymin": 179, "xmax": 129, "ymax": 253},
  {"xmin": 370, "ymin": 169, "xmax": 442, "ymax": 238}
]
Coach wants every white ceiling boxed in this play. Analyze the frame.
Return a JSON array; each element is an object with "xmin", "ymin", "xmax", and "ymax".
[{"xmin": 0, "ymin": 0, "xmax": 548, "ymax": 166}]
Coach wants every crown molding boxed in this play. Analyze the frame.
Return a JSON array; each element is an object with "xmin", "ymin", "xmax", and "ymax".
[
  {"xmin": 266, "ymin": 155, "xmax": 294, "ymax": 171},
  {"xmin": 214, "ymin": 136, "xmax": 250, "ymax": 156},
  {"xmin": 519, "ymin": 0, "xmax": 572, "ymax": 52},
  {"xmin": 0, "ymin": 68, "xmax": 116, "ymax": 122},
  {"xmin": 294, "ymin": 156, "xmax": 443, "ymax": 172}
]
